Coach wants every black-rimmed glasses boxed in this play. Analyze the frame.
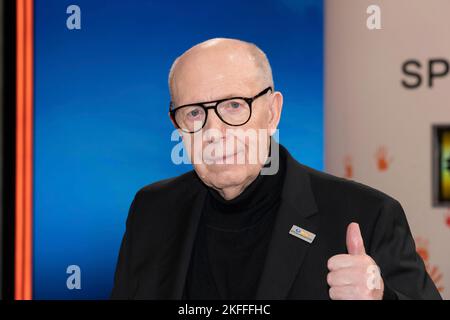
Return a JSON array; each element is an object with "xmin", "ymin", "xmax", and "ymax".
[{"xmin": 169, "ymin": 86, "xmax": 272, "ymax": 133}]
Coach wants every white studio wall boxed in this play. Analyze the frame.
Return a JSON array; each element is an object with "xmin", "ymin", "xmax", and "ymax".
[{"xmin": 325, "ymin": 0, "xmax": 450, "ymax": 299}]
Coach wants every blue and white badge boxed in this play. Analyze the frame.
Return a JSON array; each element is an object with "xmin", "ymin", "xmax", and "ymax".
[{"xmin": 289, "ymin": 225, "xmax": 316, "ymax": 243}]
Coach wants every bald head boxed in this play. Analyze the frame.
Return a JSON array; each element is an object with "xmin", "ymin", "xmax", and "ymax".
[{"xmin": 168, "ymin": 38, "xmax": 274, "ymax": 105}]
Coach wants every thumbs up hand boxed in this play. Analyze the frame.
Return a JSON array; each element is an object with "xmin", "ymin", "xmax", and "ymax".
[{"xmin": 327, "ymin": 222, "xmax": 384, "ymax": 300}]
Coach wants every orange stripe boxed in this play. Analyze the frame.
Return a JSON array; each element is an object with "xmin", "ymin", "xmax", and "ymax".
[
  {"xmin": 24, "ymin": 0, "xmax": 34, "ymax": 300},
  {"xmin": 15, "ymin": 0, "xmax": 34, "ymax": 300},
  {"xmin": 15, "ymin": 0, "xmax": 25, "ymax": 301}
]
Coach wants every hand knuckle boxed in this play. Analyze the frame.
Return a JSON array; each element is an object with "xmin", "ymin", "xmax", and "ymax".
[
  {"xmin": 327, "ymin": 257, "xmax": 334, "ymax": 270},
  {"xmin": 363, "ymin": 255, "xmax": 374, "ymax": 265},
  {"xmin": 327, "ymin": 272, "xmax": 333, "ymax": 285},
  {"xmin": 329, "ymin": 287, "xmax": 336, "ymax": 299}
]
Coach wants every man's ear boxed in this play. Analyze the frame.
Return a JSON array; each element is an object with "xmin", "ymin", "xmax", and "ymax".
[
  {"xmin": 169, "ymin": 112, "xmax": 177, "ymax": 128},
  {"xmin": 169, "ymin": 112, "xmax": 188, "ymax": 142},
  {"xmin": 268, "ymin": 91, "xmax": 283, "ymax": 135}
]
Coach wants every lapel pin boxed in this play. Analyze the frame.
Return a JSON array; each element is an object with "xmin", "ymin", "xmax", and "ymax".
[{"xmin": 289, "ymin": 225, "xmax": 316, "ymax": 243}]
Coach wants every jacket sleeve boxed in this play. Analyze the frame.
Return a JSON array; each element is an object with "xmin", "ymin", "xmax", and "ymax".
[
  {"xmin": 369, "ymin": 198, "xmax": 442, "ymax": 300},
  {"xmin": 110, "ymin": 195, "xmax": 139, "ymax": 299}
]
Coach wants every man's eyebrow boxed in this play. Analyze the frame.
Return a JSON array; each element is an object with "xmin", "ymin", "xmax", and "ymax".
[
  {"xmin": 182, "ymin": 92, "xmax": 245, "ymax": 106},
  {"xmin": 218, "ymin": 92, "xmax": 242, "ymax": 100},
  {"xmin": 206, "ymin": 92, "xmax": 249, "ymax": 102}
]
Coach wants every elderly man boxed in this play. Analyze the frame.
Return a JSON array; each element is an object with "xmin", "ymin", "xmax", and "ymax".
[{"xmin": 111, "ymin": 38, "xmax": 441, "ymax": 300}]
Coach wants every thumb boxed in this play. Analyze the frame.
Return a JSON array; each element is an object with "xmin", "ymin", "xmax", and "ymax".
[{"xmin": 346, "ymin": 222, "xmax": 366, "ymax": 255}]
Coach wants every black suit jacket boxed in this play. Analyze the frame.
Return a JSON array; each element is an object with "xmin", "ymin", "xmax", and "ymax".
[{"xmin": 111, "ymin": 145, "xmax": 441, "ymax": 300}]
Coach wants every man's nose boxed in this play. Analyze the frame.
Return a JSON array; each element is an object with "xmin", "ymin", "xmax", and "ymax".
[{"xmin": 203, "ymin": 108, "xmax": 226, "ymax": 131}]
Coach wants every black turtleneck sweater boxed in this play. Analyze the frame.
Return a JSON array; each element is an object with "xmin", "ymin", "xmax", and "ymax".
[{"xmin": 183, "ymin": 148, "xmax": 286, "ymax": 300}]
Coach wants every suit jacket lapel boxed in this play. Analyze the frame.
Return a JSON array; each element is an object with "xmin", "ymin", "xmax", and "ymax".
[
  {"xmin": 172, "ymin": 187, "xmax": 207, "ymax": 299},
  {"xmin": 155, "ymin": 173, "xmax": 207, "ymax": 299},
  {"xmin": 255, "ymin": 147, "xmax": 319, "ymax": 299}
]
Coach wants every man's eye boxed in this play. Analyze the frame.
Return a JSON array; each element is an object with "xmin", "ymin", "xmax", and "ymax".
[
  {"xmin": 225, "ymin": 101, "xmax": 243, "ymax": 110},
  {"xmin": 186, "ymin": 108, "xmax": 204, "ymax": 119}
]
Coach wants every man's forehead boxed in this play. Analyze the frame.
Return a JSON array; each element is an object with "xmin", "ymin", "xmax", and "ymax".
[
  {"xmin": 173, "ymin": 77, "xmax": 258, "ymax": 106},
  {"xmin": 172, "ymin": 62, "xmax": 263, "ymax": 104}
]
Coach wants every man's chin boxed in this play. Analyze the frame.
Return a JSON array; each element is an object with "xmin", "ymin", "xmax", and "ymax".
[
  {"xmin": 205, "ymin": 162, "xmax": 245, "ymax": 171},
  {"xmin": 202, "ymin": 165, "xmax": 248, "ymax": 187}
]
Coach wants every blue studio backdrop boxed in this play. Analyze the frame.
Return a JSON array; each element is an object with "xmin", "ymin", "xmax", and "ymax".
[{"xmin": 34, "ymin": 0, "xmax": 323, "ymax": 299}]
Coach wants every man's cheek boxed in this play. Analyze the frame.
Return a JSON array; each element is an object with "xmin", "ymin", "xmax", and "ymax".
[{"xmin": 184, "ymin": 142, "xmax": 203, "ymax": 165}]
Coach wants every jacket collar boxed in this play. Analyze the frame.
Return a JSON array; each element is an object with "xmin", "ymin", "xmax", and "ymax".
[{"xmin": 255, "ymin": 144, "xmax": 319, "ymax": 299}]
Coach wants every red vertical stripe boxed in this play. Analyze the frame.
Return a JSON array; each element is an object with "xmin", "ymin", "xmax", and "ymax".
[{"xmin": 15, "ymin": 0, "xmax": 33, "ymax": 300}]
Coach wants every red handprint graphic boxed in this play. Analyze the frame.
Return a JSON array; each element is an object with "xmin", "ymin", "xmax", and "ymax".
[
  {"xmin": 445, "ymin": 208, "xmax": 450, "ymax": 228},
  {"xmin": 415, "ymin": 237, "xmax": 444, "ymax": 293},
  {"xmin": 375, "ymin": 146, "xmax": 393, "ymax": 172},
  {"xmin": 344, "ymin": 155, "xmax": 353, "ymax": 179}
]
